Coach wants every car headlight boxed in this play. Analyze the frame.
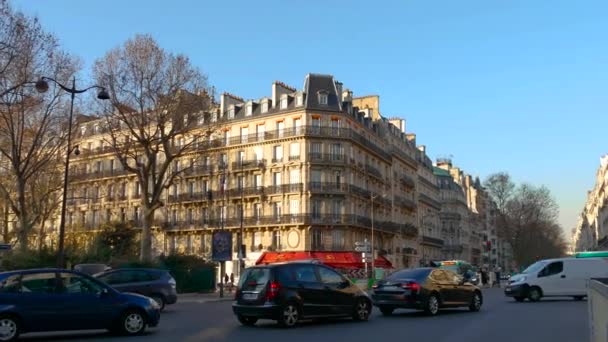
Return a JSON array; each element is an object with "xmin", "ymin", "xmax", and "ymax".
[{"xmin": 149, "ymin": 298, "xmax": 161, "ymax": 309}]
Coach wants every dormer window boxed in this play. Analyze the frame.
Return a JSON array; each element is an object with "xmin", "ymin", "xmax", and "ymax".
[
  {"xmin": 94, "ymin": 125, "xmax": 100, "ymax": 134},
  {"xmin": 280, "ymin": 94, "xmax": 288, "ymax": 109},
  {"xmin": 296, "ymin": 94, "xmax": 304, "ymax": 107},
  {"xmin": 261, "ymin": 100, "xmax": 269, "ymax": 113},
  {"xmin": 318, "ymin": 92, "xmax": 328, "ymax": 105},
  {"xmin": 246, "ymin": 103, "xmax": 253, "ymax": 116},
  {"xmin": 227, "ymin": 106, "xmax": 235, "ymax": 119},
  {"xmin": 80, "ymin": 126, "xmax": 87, "ymax": 136}
]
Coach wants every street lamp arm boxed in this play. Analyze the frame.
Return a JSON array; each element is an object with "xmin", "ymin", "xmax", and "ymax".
[{"xmin": 39, "ymin": 76, "xmax": 105, "ymax": 94}]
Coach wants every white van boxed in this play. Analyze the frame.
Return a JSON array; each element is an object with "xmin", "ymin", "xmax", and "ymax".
[{"xmin": 504, "ymin": 256, "xmax": 608, "ymax": 302}]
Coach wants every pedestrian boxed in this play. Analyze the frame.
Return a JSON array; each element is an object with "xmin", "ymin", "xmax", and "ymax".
[
  {"xmin": 495, "ymin": 266, "xmax": 502, "ymax": 288},
  {"xmin": 230, "ymin": 273, "xmax": 235, "ymax": 291},
  {"xmin": 224, "ymin": 273, "xmax": 230, "ymax": 292},
  {"xmin": 481, "ymin": 269, "xmax": 489, "ymax": 287}
]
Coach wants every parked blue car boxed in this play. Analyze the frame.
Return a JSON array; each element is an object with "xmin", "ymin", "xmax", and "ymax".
[{"xmin": 0, "ymin": 268, "xmax": 160, "ymax": 341}]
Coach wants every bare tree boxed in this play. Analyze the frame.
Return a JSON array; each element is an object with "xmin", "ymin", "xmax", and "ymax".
[
  {"xmin": 0, "ymin": 0, "xmax": 77, "ymax": 251},
  {"xmin": 94, "ymin": 34, "xmax": 214, "ymax": 261},
  {"xmin": 485, "ymin": 172, "xmax": 566, "ymax": 266}
]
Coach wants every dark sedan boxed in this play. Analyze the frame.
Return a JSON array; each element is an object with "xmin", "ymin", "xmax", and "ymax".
[
  {"xmin": 94, "ymin": 268, "xmax": 177, "ymax": 311},
  {"xmin": 372, "ymin": 267, "xmax": 482, "ymax": 316},
  {"xmin": 0, "ymin": 268, "xmax": 160, "ymax": 341}
]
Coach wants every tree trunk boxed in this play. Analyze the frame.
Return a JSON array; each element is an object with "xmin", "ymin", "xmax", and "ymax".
[
  {"xmin": 140, "ymin": 207, "xmax": 155, "ymax": 262},
  {"xmin": 17, "ymin": 179, "xmax": 29, "ymax": 252},
  {"xmin": 38, "ymin": 222, "xmax": 45, "ymax": 252}
]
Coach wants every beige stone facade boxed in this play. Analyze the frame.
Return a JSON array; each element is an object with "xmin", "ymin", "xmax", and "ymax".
[{"xmin": 572, "ymin": 155, "xmax": 608, "ymax": 252}]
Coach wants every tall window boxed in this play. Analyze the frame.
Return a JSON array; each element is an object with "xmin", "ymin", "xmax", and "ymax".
[
  {"xmin": 332, "ymin": 200, "xmax": 342, "ymax": 222},
  {"xmin": 202, "ymin": 179, "xmax": 209, "ymax": 193},
  {"xmin": 240, "ymin": 127, "xmax": 248, "ymax": 143},
  {"xmin": 331, "ymin": 118, "xmax": 341, "ymax": 135},
  {"xmin": 289, "ymin": 199, "xmax": 300, "ymax": 218},
  {"xmin": 273, "ymin": 145, "xmax": 283, "ymax": 162},
  {"xmin": 227, "ymin": 106, "xmax": 235, "ymax": 119},
  {"xmin": 253, "ymin": 203, "xmax": 262, "ymax": 220},
  {"xmin": 311, "ymin": 142, "xmax": 322, "ymax": 159},
  {"xmin": 254, "ymin": 147, "xmax": 263, "ymax": 161},
  {"xmin": 289, "ymin": 169, "xmax": 301, "ymax": 184},
  {"xmin": 120, "ymin": 208, "xmax": 126, "ymax": 222},
  {"xmin": 273, "ymin": 202, "xmax": 282, "ymax": 220},
  {"xmin": 92, "ymin": 210, "xmax": 98, "ymax": 227},
  {"xmin": 187, "ymin": 208, "xmax": 193, "ymax": 224},
  {"xmin": 332, "ymin": 230, "xmax": 344, "ymax": 250},
  {"xmin": 201, "ymin": 208, "xmax": 209, "ymax": 224},
  {"xmin": 171, "ymin": 209, "xmax": 178, "ymax": 225},
  {"xmin": 312, "ymin": 117, "xmax": 321, "ymax": 134},
  {"xmin": 188, "ymin": 182, "xmax": 195, "ymax": 196},
  {"xmin": 273, "ymin": 172, "xmax": 282, "ymax": 186},
  {"xmin": 135, "ymin": 182, "xmax": 141, "ymax": 196},
  {"xmin": 256, "ymin": 124, "xmax": 265, "ymax": 141},
  {"xmin": 273, "ymin": 231, "xmax": 281, "ymax": 250},
  {"xmin": 334, "ymin": 171, "xmax": 342, "ymax": 188},
  {"xmin": 330, "ymin": 143, "xmax": 343, "ymax": 160},
  {"xmin": 312, "ymin": 200, "xmax": 322, "ymax": 219},
  {"xmin": 134, "ymin": 207, "xmax": 140, "ymax": 222},
  {"xmin": 96, "ymin": 160, "xmax": 103, "ymax": 172},
  {"xmin": 277, "ymin": 121, "xmax": 284, "ymax": 138},
  {"xmin": 312, "ymin": 230, "xmax": 323, "ymax": 250},
  {"xmin": 254, "ymin": 174, "xmax": 263, "ymax": 190},
  {"xmin": 293, "ymin": 118, "xmax": 301, "ymax": 134},
  {"xmin": 237, "ymin": 175, "xmax": 244, "ymax": 190},
  {"xmin": 311, "ymin": 170, "xmax": 322, "ymax": 185},
  {"xmin": 223, "ymin": 130, "xmax": 231, "ymax": 146},
  {"xmin": 289, "ymin": 142, "xmax": 300, "ymax": 160},
  {"xmin": 105, "ymin": 209, "xmax": 112, "ymax": 222}
]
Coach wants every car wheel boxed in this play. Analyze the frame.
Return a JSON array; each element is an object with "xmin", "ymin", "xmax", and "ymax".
[
  {"xmin": 573, "ymin": 296, "xmax": 585, "ymax": 301},
  {"xmin": 0, "ymin": 315, "xmax": 20, "ymax": 342},
  {"xmin": 528, "ymin": 287, "xmax": 542, "ymax": 302},
  {"xmin": 424, "ymin": 294, "xmax": 440, "ymax": 316},
  {"xmin": 352, "ymin": 298, "xmax": 371, "ymax": 321},
  {"xmin": 119, "ymin": 309, "xmax": 146, "ymax": 336},
  {"xmin": 150, "ymin": 294, "xmax": 166, "ymax": 311},
  {"xmin": 469, "ymin": 292, "xmax": 482, "ymax": 312},
  {"xmin": 278, "ymin": 303, "xmax": 300, "ymax": 328},
  {"xmin": 379, "ymin": 306, "xmax": 394, "ymax": 316},
  {"xmin": 237, "ymin": 315, "xmax": 258, "ymax": 326},
  {"xmin": 514, "ymin": 296, "xmax": 525, "ymax": 302}
]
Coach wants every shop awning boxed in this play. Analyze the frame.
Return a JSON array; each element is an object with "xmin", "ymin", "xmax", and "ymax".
[{"xmin": 255, "ymin": 251, "xmax": 393, "ymax": 269}]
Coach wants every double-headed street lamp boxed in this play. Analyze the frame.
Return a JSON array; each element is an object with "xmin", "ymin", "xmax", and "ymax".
[{"xmin": 35, "ymin": 76, "xmax": 109, "ymax": 268}]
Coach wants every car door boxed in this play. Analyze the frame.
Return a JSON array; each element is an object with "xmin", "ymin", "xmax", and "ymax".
[
  {"xmin": 317, "ymin": 265, "xmax": 353, "ymax": 315},
  {"xmin": 17, "ymin": 271, "xmax": 66, "ymax": 332},
  {"xmin": 56, "ymin": 272, "xmax": 117, "ymax": 330},
  {"xmin": 429, "ymin": 270, "xmax": 458, "ymax": 305},
  {"xmin": 290, "ymin": 264, "xmax": 326, "ymax": 317},
  {"xmin": 536, "ymin": 261, "xmax": 565, "ymax": 296},
  {"xmin": 444, "ymin": 270, "xmax": 471, "ymax": 305}
]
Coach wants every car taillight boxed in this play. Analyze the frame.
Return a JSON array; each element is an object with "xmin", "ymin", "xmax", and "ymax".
[
  {"xmin": 401, "ymin": 282, "xmax": 421, "ymax": 292},
  {"xmin": 372, "ymin": 284, "xmax": 379, "ymax": 289},
  {"xmin": 266, "ymin": 281, "xmax": 281, "ymax": 301}
]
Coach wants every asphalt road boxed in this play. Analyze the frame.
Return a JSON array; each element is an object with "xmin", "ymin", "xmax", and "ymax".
[{"xmin": 20, "ymin": 289, "xmax": 588, "ymax": 342}]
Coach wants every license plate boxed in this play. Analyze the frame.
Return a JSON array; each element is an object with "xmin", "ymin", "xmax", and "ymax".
[
  {"xmin": 383, "ymin": 286, "xmax": 400, "ymax": 291},
  {"xmin": 242, "ymin": 293, "xmax": 258, "ymax": 300},
  {"xmin": 505, "ymin": 288, "xmax": 512, "ymax": 292}
]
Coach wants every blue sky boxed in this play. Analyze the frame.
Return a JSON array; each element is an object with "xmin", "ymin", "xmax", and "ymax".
[{"xmin": 13, "ymin": 0, "xmax": 608, "ymax": 239}]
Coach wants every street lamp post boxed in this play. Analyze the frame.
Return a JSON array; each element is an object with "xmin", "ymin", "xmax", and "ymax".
[
  {"xmin": 238, "ymin": 160, "xmax": 244, "ymax": 274},
  {"xmin": 35, "ymin": 76, "xmax": 109, "ymax": 268}
]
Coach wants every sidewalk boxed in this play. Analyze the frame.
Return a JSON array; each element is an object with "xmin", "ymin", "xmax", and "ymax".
[{"xmin": 178, "ymin": 291, "xmax": 234, "ymax": 304}]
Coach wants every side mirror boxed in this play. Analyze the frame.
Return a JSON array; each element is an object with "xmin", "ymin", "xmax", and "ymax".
[{"xmin": 99, "ymin": 288, "xmax": 109, "ymax": 297}]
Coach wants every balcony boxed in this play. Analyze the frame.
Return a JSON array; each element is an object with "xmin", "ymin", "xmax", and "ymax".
[
  {"xmin": 400, "ymin": 175, "xmax": 416, "ymax": 189},
  {"xmin": 182, "ymin": 165, "xmax": 214, "ymax": 177},
  {"xmin": 288, "ymin": 155, "xmax": 301, "ymax": 161},
  {"xmin": 442, "ymin": 244, "xmax": 464, "ymax": 254},
  {"xmin": 394, "ymin": 195, "xmax": 417, "ymax": 211},
  {"xmin": 307, "ymin": 153, "xmax": 346, "ymax": 165},
  {"xmin": 365, "ymin": 164, "xmax": 383, "ymax": 179},
  {"xmin": 422, "ymin": 235, "xmax": 445, "ymax": 248},
  {"xmin": 78, "ymin": 145, "xmax": 115, "ymax": 157},
  {"xmin": 308, "ymin": 182, "xmax": 348, "ymax": 194},
  {"xmin": 232, "ymin": 159, "xmax": 267, "ymax": 170},
  {"xmin": 418, "ymin": 193, "xmax": 442, "ymax": 210},
  {"xmin": 71, "ymin": 169, "xmax": 132, "ymax": 182}
]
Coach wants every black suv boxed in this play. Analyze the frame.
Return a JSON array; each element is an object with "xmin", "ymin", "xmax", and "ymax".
[
  {"xmin": 232, "ymin": 261, "xmax": 372, "ymax": 327},
  {"xmin": 94, "ymin": 268, "xmax": 177, "ymax": 311}
]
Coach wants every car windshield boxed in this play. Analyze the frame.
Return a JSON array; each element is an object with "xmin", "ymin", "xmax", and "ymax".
[
  {"xmin": 387, "ymin": 268, "xmax": 431, "ymax": 282},
  {"xmin": 522, "ymin": 261, "xmax": 547, "ymax": 274},
  {"xmin": 238, "ymin": 268, "xmax": 270, "ymax": 291}
]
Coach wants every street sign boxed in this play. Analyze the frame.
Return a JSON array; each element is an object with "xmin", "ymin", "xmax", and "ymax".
[
  {"xmin": 0, "ymin": 244, "xmax": 11, "ymax": 251},
  {"xmin": 355, "ymin": 246, "xmax": 371, "ymax": 253},
  {"xmin": 355, "ymin": 241, "xmax": 370, "ymax": 247}
]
